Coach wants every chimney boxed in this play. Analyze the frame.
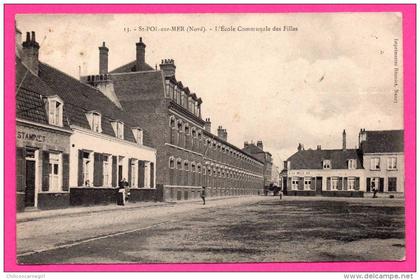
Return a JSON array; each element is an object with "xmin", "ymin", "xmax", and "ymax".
[
  {"xmin": 22, "ymin": 31, "xmax": 40, "ymax": 75},
  {"xmin": 159, "ymin": 59, "xmax": 176, "ymax": 78},
  {"xmin": 244, "ymin": 141, "xmax": 249, "ymax": 148},
  {"xmin": 217, "ymin": 126, "xmax": 228, "ymax": 141},
  {"xmin": 99, "ymin": 42, "xmax": 109, "ymax": 74},
  {"xmin": 358, "ymin": 128, "xmax": 367, "ymax": 149},
  {"xmin": 257, "ymin": 140, "xmax": 263, "ymax": 150},
  {"xmin": 136, "ymin": 37, "xmax": 146, "ymax": 71},
  {"xmin": 204, "ymin": 118, "xmax": 211, "ymax": 132},
  {"xmin": 342, "ymin": 129, "xmax": 347, "ymax": 150},
  {"xmin": 15, "ymin": 21, "xmax": 22, "ymax": 58},
  {"xmin": 297, "ymin": 143, "xmax": 303, "ymax": 151},
  {"xmin": 317, "ymin": 145, "xmax": 322, "ymax": 150}
]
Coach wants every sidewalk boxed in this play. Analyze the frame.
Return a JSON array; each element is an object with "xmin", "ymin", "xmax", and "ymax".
[{"xmin": 17, "ymin": 195, "xmax": 240, "ymax": 223}]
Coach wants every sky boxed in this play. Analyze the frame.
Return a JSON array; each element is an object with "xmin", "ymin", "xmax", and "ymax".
[{"xmin": 16, "ymin": 13, "xmax": 404, "ymax": 167}]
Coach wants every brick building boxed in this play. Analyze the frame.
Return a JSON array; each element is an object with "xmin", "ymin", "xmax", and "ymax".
[
  {"xmin": 16, "ymin": 31, "xmax": 157, "ymax": 211},
  {"xmin": 81, "ymin": 38, "xmax": 265, "ymax": 199},
  {"xmin": 242, "ymin": 141, "xmax": 274, "ymax": 191}
]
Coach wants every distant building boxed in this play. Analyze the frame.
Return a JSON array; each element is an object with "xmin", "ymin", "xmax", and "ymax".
[
  {"xmin": 242, "ymin": 141, "xmax": 274, "ymax": 190},
  {"xmin": 80, "ymin": 38, "xmax": 265, "ymax": 199},
  {"xmin": 282, "ymin": 129, "xmax": 404, "ymax": 197},
  {"xmin": 16, "ymin": 31, "xmax": 156, "ymax": 211}
]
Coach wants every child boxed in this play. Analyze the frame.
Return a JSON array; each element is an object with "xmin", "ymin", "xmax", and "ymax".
[{"xmin": 200, "ymin": 186, "xmax": 207, "ymax": 205}]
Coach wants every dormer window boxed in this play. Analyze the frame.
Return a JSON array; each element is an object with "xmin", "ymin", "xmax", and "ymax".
[
  {"xmin": 323, "ymin": 160, "xmax": 331, "ymax": 169},
  {"xmin": 348, "ymin": 159, "xmax": 356, "ymax": 169},
  {"xmin": 86, "ymin": 111, "xmax": 102, "ymax": 133},
  {"xmin": 111, "ymin": 120, "xmax": 124, "ymax": 139},
  {"xmin": 46, "ymin": 96, "xmax": 63, "ymax": 127},
  {"xmin": 132, "ymin": 128, "xmax": 143, "ymax": 145}
]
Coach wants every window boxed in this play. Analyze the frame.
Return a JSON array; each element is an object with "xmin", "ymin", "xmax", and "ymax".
[
  {"xmin": 331, "ymin": 178, "xmax": 339, "ymax": 190},
  {"xmin": 130, "ymin": 160, "xmax": 137, "ymax": 187},
  {"xmin": 184, "ymin": 161, "xmax": 189, "ymax": 171},
  {"xmin": 348, "ymin": 159, "xmax": 356, "ymax": 169},
  {"xmin": 323, "ymin": 160, "xmax": 331, "ymax": 169},
  {"xmin": 304, "ymin": 178, "xmax": 311, "ymax": 190},
  {"xmin": 49, "ymin": 153, "xmax": 62, "ymax": 192},
  {"xmin": 387, "ymin": 157, "xmax": 397, "ymax": 170},
  {"xmin": 169, "ymin": 157, "xmax": 175, "ymax": 169},
  {"xmin": 291, "ymin": 177, "xmax": 299, "ymax": 190},
  {"xmin": 370, "ymin": 158, "xmax": 380, "ymax": 170},
  {"xmin": 86, "ymin": 111, "xmax": 102, "ymax": 133},
  {"xmin": 103, "ymin": 155, "xmax": 111, "ymax": 186},
  {"xmin": 82, "ymin": 151, "xmax": 92, "ymax": 186},
  {"xmin": 176, "ymin": 158, "xmax": 182, "ymax": 170},
  {"xmin": 111, "ymin": 121, "xmax": 124, "ymax": 139},
  {"xmin": 46, "ymin": 96, "xmax": 63, "ymax": 127},
  {"xmin": 388, "ymin": 177, "xmax": 397, "ymax": 192},
  {"xmin": 348, "ymin": 178, "xmax": 355, "ymax": 191},
  {"xmin": 165, "ymin": 80, "xmax": 171, "ymax": 98},
  {"xmin": 132, "ymin": 128, "xmax": 143, "ymax": 145}
]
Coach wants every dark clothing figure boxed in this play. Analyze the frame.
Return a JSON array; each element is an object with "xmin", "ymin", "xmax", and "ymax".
[
  {"xmin": 200, "ymin": 187, "xmax": 207, "ymax": 205},
  {"xmin": 117, "ymin": 178, "xmax": 129, "ymax": 205},
  {"xmin": 279, "ymin": 186, "xmax": 283, "ymax": 200},
  {"xmin": 372, "ymin": 186, "xmax": 378, "ymax": 198}
]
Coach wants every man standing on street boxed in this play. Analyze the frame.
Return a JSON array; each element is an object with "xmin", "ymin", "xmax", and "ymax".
[{"xmin": 200, "ymin": 186, "xmax": 207, "ymax": 205}]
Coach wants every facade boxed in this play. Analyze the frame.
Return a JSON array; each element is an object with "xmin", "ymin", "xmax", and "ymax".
[
  {"xmin": 282, "ymin": 129, "xmax": 404, "ymax": 197},
  {"xmin": 242, "ymin": 141, "xmax": 274, "ymax": 189},
  {"xmin": 359, "ymin": 129, "xmax": 404, "ymax": 193},
  {"xmin": 81, "ymin": 38, "xmax": 265, "ymax": 198},
  {"xmin": 16, "ymin": 31, "xmax": 157, "ymax": 211}
]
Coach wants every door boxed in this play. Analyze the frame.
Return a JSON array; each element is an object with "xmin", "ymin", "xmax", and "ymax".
[
  {"xmin": 379, "ymin": 178, "xmax": 384, "ymax": 192},
  {"xmin": 316, "ymin": 176, "xmax": 323, "ymax": 195},
  {"xmin": 366, "ymin": 178, "xmax": 371, "ymax": 192},
  {"xmin": 25, "ymin": 160, "xmax": 36, "ymax": 207}
]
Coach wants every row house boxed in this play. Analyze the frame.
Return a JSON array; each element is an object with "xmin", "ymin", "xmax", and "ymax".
[
  {"xmin": 282, "ymin": 129, "xmax": 404, "ymax": 197},
  {"xmin": 16, "ymin": 31, "xmax": 156, "ymax": 211},
  {"xmin": 81, "ymin": 38, "xmax": 265, "ymax": 200}
]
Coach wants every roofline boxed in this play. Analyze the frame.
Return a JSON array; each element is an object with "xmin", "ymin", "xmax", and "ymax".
[{"xmin": 17, "ymin": 118, "xmax": 73, "ymax": 134}]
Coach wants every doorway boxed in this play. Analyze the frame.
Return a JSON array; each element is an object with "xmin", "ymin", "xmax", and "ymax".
[
  {"xmin": 315, "ymin": 177, "xmax": 323, "ymax": 195},
  {"xmin": 25, "ymin": 159, "xmax": 36, "ymax": 207}
]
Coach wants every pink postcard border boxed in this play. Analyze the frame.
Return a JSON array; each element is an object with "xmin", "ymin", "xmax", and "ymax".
[{"xmin": 4, "ymin": 4, "xmax": 416, "ymax": 272}]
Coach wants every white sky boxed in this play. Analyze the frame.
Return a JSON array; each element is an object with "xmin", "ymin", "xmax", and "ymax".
[{"xmin": 16, "ymin": 13, "xmax": 404, "ymax": 167}]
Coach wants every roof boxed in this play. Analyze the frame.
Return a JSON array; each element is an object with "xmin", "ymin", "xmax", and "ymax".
[
  {"xmin": 110, "ymin": 71, "xmax": 164, "ymax": 102},
  {"xmin": 110, "ymin": 60, "xmax": 154, "ymax": 74},
  {"xmin": 286, "ymin": 149, "xmax": 364, "ymax": 170},
  {"xmin": 16, "ymin": 58, "xmax": 153, "ymax": 147},
  {"xmin": 243, "ymin": 143, "xmax": 266, "ymax": 155},
  {"xmin": 362, "ymin": 130, "xmax": 404, "ymax": 153}
]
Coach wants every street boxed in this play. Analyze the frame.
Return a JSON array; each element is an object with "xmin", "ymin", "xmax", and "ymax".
[{"xmin": 17, "ymin": 196, "xmax": 405, "ymax": 264}]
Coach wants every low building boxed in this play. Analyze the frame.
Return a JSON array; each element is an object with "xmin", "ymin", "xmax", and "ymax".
[
  {"xmin": 359, "ymin": 129, "xmax": 404, "ymax": 193},
  {"xmin": 282, "ymin": 130, "xmax": 365, "ymax": 197},
  {"xmin": 16, "ymin": 31, "xmax": 157, "ymax": 210}
]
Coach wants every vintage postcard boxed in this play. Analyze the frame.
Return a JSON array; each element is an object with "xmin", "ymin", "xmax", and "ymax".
[{"xmin": 4, "ymin": 4, "xmax": 416, "ymax": 273}]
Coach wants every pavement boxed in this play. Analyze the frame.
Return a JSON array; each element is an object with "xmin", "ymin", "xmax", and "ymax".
[{"xmin": 17, "ymin": 195, "xmax": 405, "ymax": 264}]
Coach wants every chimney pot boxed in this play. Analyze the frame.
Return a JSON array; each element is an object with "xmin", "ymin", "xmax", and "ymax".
[
  {"xmin": 136, "ymin": 37, "xmax": 146, "ymax": 71},
  {"xmin": 22, "ymin": 31, "xmax": 40, "ymax": 75},
  {"xmin": 26, "ymin": 32, "xmax": 30, "ymax": 42}
]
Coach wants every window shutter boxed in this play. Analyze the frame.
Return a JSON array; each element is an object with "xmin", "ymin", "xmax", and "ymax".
[
  {"xmin": 298, "ymin": 177, "xmax": 304, "ymax": 190},
  {"xmin": 287, "ymin": 177, "xmax": 292, "ymax": 191},
  {"xmin": 150, "ymin": 162, "xmax": 155, "ymax": 188},
  {"xmin": 310, "ymin": 177, "xmax": 316, "ymax": 190},
  {"xmin": 112, "ymin": 156, "xmax": 118, "ymax": 187},
  {"xmin": 128, "ymin": 159, "xmax": 132, "ymax": 187},
  {"xmin": 93, "ymin": 153, "xmax": 103, "ymax": 187},
  {"xmin": 42, "ymin": 151, "xmax": 50, "ymax": 191},
  {"xmin": 62, "ymin": 153, "xmax": 70, "ymax": 191},
  {"xmin": 326, "ymin": 177, "xmax": 331, "ymax": 191},
  {"xmin": 355, "ymin": 177, "xmax": 360, "ymax": 190},
  {"xmin": 138, "ymin": 160, "xmax": 145, "ymax": 188},
  {"xmin": 343, "ymin": 177, "xmax": 348, "ymax": 191},
  {"xmin": 366, "ymin": 178, "xmax": 371, "ymax": 192},
  {"xmin": 77, "ymin": 150, "xmax": 84, "ymax": 186},
  {"xmin": 16, "ymin": 147, "xmax": 26, "ymax": 192}
]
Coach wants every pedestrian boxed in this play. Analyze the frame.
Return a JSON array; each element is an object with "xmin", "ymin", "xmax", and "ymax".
[
  {"xmin": 279, "ymin": 185, "xmax": 283, "ymax": 200},
  {"xmin": 117, "ymin": 178, "xmax": 128, "ymax": 205},
  {"xmin": 200, "ymin": 186, "xmax": 207, "ymax": 205},
  {"xmin": 372, "ymin": 182, "xmax": 378, "ymax": 198}
]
